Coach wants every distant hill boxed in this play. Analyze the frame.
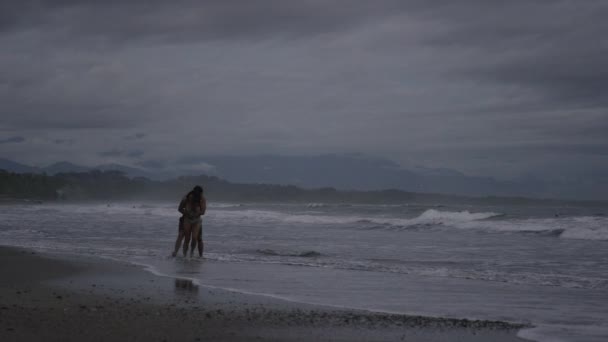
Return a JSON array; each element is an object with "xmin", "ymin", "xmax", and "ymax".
[
  {"xmin": 187, "ymin": 154, "xmax": 608, "ymax": 200},
  {"xmin": 45, "ymin": 162, "xmax": 90, "ymax": 175},
  {"xmin": 1, "ymin": 155, "xmax": 607, "ymax": 200},
  {"xmin": 3, "ymin": 169, "xmax": 604, "ymax": 207},
  {"xmin": 0, "ymin": 159, "xmax": 180, "ymax": 181},
  {"xmin": 94, "ymin": 163, "xmax": 154, "ymax": 179},
  {"xmin": 184, "ymin": 155, "xmax": 541, "ymax": 198},
  {"xmin": 0, "ymin": 158, "xmax": 40, "ymax": 174}
]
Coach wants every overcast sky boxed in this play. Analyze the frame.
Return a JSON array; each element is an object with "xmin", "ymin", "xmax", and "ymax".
[{"xmin": 1, "ymin": 0, "xmax": 607, "ymax": 180}]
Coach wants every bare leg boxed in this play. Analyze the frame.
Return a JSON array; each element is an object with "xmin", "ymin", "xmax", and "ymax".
[
  {"xmin": 182, "ymin": 221, "xmax": 192, "ymax": 257},
  {"xmin": 190, "ymin": 223, "xmax": 201, "ymax": 257},
  {"xmin": 197, "ymin": 229, "xmax": 204, "ymax": 257},
  {"xmin": 172, "ymin": 231, "xmax": 184, "ymax": 257},
  {"xmin": 172, "ymin": 218, "xmax": 185, "ymax": 257}
]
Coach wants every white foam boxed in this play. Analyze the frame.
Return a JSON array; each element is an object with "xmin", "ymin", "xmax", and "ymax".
[
  {"xmin": 207, "ymin": 208, "xmax": 502, "ymax": 228},
  {"xmin": 518, "ymin": 324, "xmax": 608, "ymax": 342},
  {"xmin": 306, "ymin": 203, "xmax": 326, "ymax": 208},
  {"xmin": 30, "ymin": 203, "xmax": 176, "ymax": 217},
  {"xmin": 407, "ymin": 209, "xmax": 502, "ymax": 224},
  {"xmin": 452, "ymin": 216, "xmax": 608, "ymax": 241},
  {"xmin": 208, "ymin": 202, "xmax": 246, "ymax": 209},
  {"xmin": 14, "ymin": 203, "xmax": 608, "ymax": 241}
]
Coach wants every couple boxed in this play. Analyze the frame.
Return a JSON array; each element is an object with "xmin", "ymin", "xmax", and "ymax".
[{"xmin": 172, "ymin": 185, "xmax": 207, "ymax": 258}]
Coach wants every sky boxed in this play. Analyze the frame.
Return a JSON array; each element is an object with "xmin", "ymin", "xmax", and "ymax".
[{"xmin": 1, "ymin": 0, "xmax": 607, "ymax": 181}]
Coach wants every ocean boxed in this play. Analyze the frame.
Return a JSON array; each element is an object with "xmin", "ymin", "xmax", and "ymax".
[{"xmin": 1, "ymin": 200, "xmax": 607, "ymax": 341}]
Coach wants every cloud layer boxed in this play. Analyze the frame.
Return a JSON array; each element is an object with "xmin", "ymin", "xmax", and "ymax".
[{"xmin": 1, "ymin": 1, "xmax": 607, "ymax": 180}]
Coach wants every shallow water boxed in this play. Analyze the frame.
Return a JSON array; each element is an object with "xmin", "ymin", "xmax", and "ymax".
[{"xmin": 1, "ymin": 201, "xmax": 607, "ymax": 341}]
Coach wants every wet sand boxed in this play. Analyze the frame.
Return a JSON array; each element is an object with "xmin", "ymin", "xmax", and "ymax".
[{"xmin": 0, "ymin": 246, "xmax": 529, "ymax": 341}]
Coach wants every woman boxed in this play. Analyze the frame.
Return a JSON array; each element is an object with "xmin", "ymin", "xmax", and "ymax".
[{"xmin": 176, "ymin": 185, "xmax": 206, "ymax": 258}]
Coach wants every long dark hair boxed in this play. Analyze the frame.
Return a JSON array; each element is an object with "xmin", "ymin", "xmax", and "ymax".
[{"xmin": 188, "ymin": 185, "xmax": 203, "ymax": 206}]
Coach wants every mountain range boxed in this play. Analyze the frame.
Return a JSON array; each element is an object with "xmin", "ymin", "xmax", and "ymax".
[{"xmin": 1, "ymin": 155, "xmax": 606, "ymax": 200}]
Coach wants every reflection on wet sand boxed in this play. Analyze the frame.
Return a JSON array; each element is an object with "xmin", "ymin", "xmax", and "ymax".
[{"xmin": 174, "ymin": 278, "xmax": 199, "ymax": 295}]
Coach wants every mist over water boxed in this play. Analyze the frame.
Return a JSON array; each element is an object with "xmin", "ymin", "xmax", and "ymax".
[{"xmin": 1, "ymin": 200, "xmax": 607, "ymax": 341}]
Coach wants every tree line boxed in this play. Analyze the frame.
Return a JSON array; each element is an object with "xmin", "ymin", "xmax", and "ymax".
[
  {"xmin": 0, "ymin": 169, "xmax": 594, "ymax": 206},
  {"xmin": 0, "ymin": 169, "xmax": 437, "ymax": 203}
]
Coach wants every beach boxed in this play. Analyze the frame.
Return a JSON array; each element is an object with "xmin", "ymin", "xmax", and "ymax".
[
  {"xmin": 0, "ymin": 246, "xmax": 527, "ymax": 341},
  {"xmin": 1, "ymin": 201, "xmax": 607, "ymax": 341}
]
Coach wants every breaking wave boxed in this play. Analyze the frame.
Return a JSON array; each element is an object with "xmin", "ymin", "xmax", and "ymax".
[
  {"xmin": 213, "ymin": 208, "xmax": 608, "ymax": 241},
  {"xmin": 30, "ymin": 204, "xmax": 608, "ymax": 242},
  {"xmin": 210, "ymin": 208, "xmax": 502, "ymax": 228},
  {"xmin": 450, "ymin": 216, "xmax": 608, "ymax": 241}
]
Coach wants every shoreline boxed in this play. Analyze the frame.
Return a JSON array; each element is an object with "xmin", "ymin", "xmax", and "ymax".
[{"xmin": 0, "ymin": 245, "xmax": 530, "ymax": 341}]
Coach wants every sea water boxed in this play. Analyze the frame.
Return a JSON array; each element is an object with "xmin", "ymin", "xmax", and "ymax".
[{"xmin": 1, "ymin": 200, "xmax": 607, "ymax": 341}]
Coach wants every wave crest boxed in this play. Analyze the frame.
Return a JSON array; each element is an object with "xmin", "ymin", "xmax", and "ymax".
[
  {"xmin": 449, "ymin": 216, "xmax": 608, "ymax": 241},
  {"xmin": 413, "ymin": 209, "xmax": 502, "ymax": 224}
]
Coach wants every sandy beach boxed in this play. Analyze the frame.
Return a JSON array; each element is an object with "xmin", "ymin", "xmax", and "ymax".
[{"xmin": 0, "ymin": 246, "xmax": 528, "ymax": 342}]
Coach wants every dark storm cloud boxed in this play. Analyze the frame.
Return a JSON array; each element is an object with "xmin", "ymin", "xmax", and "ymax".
[
  {"xmin": 416, "ymin": 1, "xmax": 608, "ymax": 108},
  {"xmin": 125, "ymin": 150, "xmax": 144, "ymax": 158},
  {"xmin": 175, "ymin": 157, "xmax": 202, "ymax": 166},
  {"xmin": 98, "ymin": 149, "xmax": 124, "ymax": 157},
  {"xmin": 127, "ymin": 150, "xmax": 144, "ymax": 158},
  {"xmin": 137, "ymin": 160, "xmax": 165, "ymax": 169},
  {"xmin": 473, "ymin": 49, "xmax": 608, "ymax": 108},
  {"xmin": 0, "ymin": 136, "xmax": 25, "ymax": 144},
  {"xmin": 2, "ymin": 0, "xmax": 605, "ymax": 108},
  {"xmin": 0, "ymin": 0, "xmax": 409, "ymax": 42},
  {"xmin": 124, "ymin": 133, "xmax": 146, "ymax": 141},
  {"xmin": 99, "ymin": 149, "xmax": 144, "ymax": 158},
  {"xmin": 1, "ymin": 105, "xmax": 141, "ymax": 130},
  {"xmin": 53, "ymin": 138, "xmax": 74, "ymax": 145},
  {"xmin": 1, "ymin": 0, "xmax": 607, "ymax": 184}
]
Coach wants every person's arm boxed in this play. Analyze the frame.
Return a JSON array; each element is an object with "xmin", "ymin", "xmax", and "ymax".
[
  {"xmin": 178, "ymin": 197, "xmax": 187, "ymax": 215},
  {"xmin": 200, "ymin": 197, "xmax": 207, "ymax": 216}
]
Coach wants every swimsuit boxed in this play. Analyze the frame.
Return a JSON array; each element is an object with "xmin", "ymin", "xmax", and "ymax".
[{"xmin": 186, "ymin": 216, "xmax": 202, "ymax": 225}]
